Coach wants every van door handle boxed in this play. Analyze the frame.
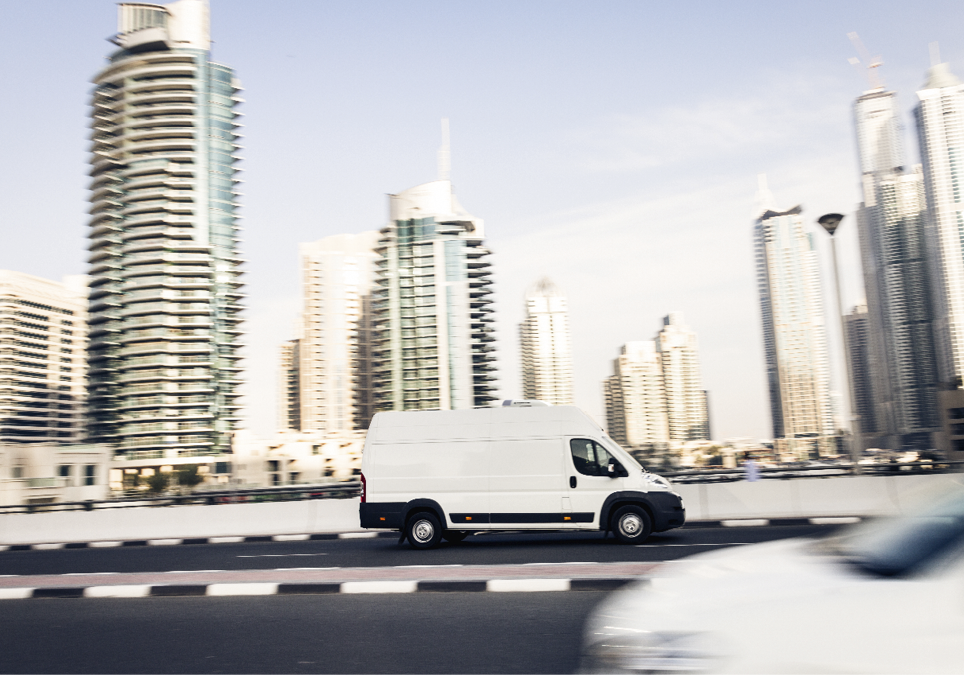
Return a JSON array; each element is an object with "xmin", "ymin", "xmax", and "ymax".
[{"xmin": 570, "ymin": 476, "xmax": 577, "ymax": 489}]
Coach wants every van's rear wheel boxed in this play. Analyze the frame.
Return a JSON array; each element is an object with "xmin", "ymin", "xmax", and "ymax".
[
  {"xmin": 443, "ymin": 530, "xmax": 468, "ymax": 543},
  {"xmin": 406, "ymin": 512, "xmax": 442, "ymax": 549},
  {"xmin": 612, "ymin": 505, "xmax": 651, "ymax": 544}
]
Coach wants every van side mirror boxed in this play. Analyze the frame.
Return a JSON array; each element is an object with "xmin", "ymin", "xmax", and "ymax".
[{"xmin": 607, "ymin": 460, "xmax": 627, "ymax": 478}]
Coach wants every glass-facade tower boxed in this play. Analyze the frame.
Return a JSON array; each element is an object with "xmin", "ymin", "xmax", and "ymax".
[
  {"xmin": 86, "ymin": 0, "xmax": 244, "ymax": 456},
  {"xmin": 372, "ymin": 179, "xmax": 496, "ymax": 410},
  {"xmin": 853, "ymin": 88, "xmax": 939, "ymax": 449}
]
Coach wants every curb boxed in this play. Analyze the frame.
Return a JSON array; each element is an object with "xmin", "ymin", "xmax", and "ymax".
[
  {"xmin": 0, "ymin": 531, "xmax": 397, "ymax": 552},
  {"xmin": 0, "ymin": 517, "xmax": 862, "ymax": 552},
  {"xmin": 0, "ymin": 578, "xmax": 635, "ymax": 600}
]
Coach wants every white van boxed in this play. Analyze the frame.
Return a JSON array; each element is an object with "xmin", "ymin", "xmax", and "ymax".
[{"xmin": 359, "ymin": 405, "xmax": 685, "ymax": 548}]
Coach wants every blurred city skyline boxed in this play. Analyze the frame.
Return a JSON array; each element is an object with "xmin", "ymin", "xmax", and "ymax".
[{"xmin": 2, "ymin": 0, "xmax": 964, "ymax": 439}]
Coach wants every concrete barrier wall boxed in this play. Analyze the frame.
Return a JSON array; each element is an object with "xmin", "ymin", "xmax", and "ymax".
[
  {"xmin": 674, "ymin": 473, "xmax": 964, "ymax": 521},
  {"xmin": 2, "ymin": 473, "xmax": 962, "ymax": 545},
  {"xmin": 0, "ymin": 498, "xmax": 362, "ymax": 546}
]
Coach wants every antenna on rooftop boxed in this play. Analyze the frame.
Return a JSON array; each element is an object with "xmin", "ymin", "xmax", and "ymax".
[
  {"xmin": 847, "ymin": 32, "xmax": 885, "ymax": 89},
  {"xmin": 438, "ymin": 118, "xmax": 451, "ymax": 181}
]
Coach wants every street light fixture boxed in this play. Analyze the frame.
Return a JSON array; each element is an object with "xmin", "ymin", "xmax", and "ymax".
[{"xmin": 817, "ymin": 213, "xmax": 862, "ymax": 473}]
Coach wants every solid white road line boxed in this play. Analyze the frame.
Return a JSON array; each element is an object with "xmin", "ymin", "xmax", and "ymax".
[
  {"xmin": 810, "ymin": 516, "xmax": 861, "ymax": 525},
  {"xmin": 85, "ymin": 585, "xmax": 151, "ymax": 598},
  {"xmin": 207, "ymin": 583, "xmax": 279, "ymax": 596},
  {"xmin": 487, "ymin": 578, "xmax": 570, "ymax": 592},
  {"xmin": 340, "ymin": 581, "xmax": 417, "ymax": 594},
  {"xmin": 721, "ymin": 519, "xmax": 770, "ymax": 527}
]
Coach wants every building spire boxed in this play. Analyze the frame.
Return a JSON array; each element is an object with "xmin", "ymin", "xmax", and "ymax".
[
  {"xmin": 438, "ymin": 118, "xmax": 451, "ymax": 181},
  {"xmin": 755, "ymin": 173, "xmax": 775, "ymax": 217}
]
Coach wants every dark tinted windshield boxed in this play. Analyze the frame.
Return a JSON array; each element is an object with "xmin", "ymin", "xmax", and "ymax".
[{"xmin": 826, "ymin": 491, "xmax": 964, "ymax": 577}]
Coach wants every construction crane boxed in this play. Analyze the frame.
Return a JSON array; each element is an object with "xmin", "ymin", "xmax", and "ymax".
[{"xmin": 848, "ymin": 32, "xmax": 885, "ymax": 90}]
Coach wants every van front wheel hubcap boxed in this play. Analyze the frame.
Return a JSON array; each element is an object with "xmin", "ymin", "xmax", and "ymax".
[
  {"xmin": 619, "ymin": 514, "xmax": 642, "ymax": 536},
  {"xmin": 413, "ymin": 520, "xmax": 434, "ymax": 542}
]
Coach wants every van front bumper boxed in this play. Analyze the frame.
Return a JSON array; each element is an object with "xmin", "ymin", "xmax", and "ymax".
[{"xmin": 649, "ymin": 491, "xmax": 686, "ymax": 532}]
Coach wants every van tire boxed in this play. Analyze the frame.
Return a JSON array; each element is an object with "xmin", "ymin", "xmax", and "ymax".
[
  {"xmin": 443, "ymin": 530, "xmax": 468, "ymax": 543},
  {"xmin": 406, "ymin": 512, "xmax": 442, "ymax": 549},
  {"xmin": 612, "ymin": 505, "xmax": 651, "ymax": 544}
]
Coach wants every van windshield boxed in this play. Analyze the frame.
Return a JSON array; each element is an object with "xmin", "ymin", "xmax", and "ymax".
[{"xmin": 599, "ymin": 438, "xmax": 643, "ymax": 473}]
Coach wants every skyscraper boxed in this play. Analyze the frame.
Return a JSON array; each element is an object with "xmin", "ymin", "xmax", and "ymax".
[
  {"xmin": 656, "ymin": 313, "xmax": 709, "ymax": 442},
  {"xmin": 854, "ymin": 86, "xmax": 939, "ymax": 449},
  {"xmin": 0, "ymin": 272, "xmax": 88, "ymax": 444},
  {"xmin": 915, "ymin": 61, "xmax": 964, "ymax": 390},
  {"xmin": 278, "ymin": 339, "xmax": 300, "ymax": 432},
  {"xmin": 844, "ymin": 304, "xmax": 878, "ymax": 438},
  {"xmin": 297, "ymin": 232, "xmax": 379, "ymax": 432},
  {"xmin": 520, "ymin": 278, "xmax": 573, "ymax": 405},
  {"xmin": 372, "ymin": 179, "xmax": 496, "ymax": 411},
  {"xmin": 604, "ymin": 341, "xmax": 669, "ymax": 448},
  {"xmin": 754, "ymin": 200, "xmax": 835, "ymax": 458},
  {"xmin": 86, "ymin": 0, "xmax": 244, "ymax": 456}
]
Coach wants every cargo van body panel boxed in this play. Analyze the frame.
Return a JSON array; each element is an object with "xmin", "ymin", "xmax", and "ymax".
[{"xmin": 359, "ymin": 406, "xmax": 685, "ymax": 544}]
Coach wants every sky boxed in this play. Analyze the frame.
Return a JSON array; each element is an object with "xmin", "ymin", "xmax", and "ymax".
[{"xmin": 2, "ymin": 0, "xmax": 963, "ymax": 440}]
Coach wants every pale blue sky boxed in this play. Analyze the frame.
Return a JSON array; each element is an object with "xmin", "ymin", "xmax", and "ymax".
[{"xmin": 1, "ymin": 0, "xmax": 962, "ymax": 439}]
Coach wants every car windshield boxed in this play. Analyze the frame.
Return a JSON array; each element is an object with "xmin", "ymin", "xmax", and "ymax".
[{"xmin": 823, "ymin": 490, "xmax": 964, "ymax": 577}]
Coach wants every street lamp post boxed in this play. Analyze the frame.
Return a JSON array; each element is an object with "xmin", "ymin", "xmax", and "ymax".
[{"xmin": 818, "ymin": 213, "xmax": 862, "ymax": 473}]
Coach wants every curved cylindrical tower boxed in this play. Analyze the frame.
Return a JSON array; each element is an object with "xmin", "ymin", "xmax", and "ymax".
[{"xmin": 86, "ymin": 0, "xmax": 244, "ymax": 457}]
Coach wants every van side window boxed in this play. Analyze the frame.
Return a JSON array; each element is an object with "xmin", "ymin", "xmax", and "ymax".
[{"xmin": 569, "ymin": 439, "xmax": 614, "ymax": 476}]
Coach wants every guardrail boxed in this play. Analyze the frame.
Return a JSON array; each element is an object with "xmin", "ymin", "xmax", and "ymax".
[
  {"xmin": 0, "ymin": 481, "xmax": 361, "ymax": 515},
  {"xmin": 661, "ymin": 460, "xmax": 964, "ymax": 483}
]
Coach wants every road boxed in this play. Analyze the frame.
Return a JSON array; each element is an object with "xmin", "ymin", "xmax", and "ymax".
[
  {"xmin": 0, "ymin": 524, "xmax": 839, "ymax": 673},
  {"xmin": 0, "ymin": 524, "xmax": 832, "ymax": 576}
]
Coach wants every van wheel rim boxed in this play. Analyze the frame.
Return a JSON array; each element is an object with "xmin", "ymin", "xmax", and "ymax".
[
  {"xmin": 413, "ymin": 520, "xmax": 434, "ymax": 542},
  {"xmin": 619, "ymin": 514, "xmax": 642, "ymax": 536}
]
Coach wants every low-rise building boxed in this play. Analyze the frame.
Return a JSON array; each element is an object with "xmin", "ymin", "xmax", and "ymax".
[
  {"xmin": 231, "ymin": 430, "xmax": 363, "ymax": 487},
  {"xmin": 0, "ymin": 443, "xmax": 111, "ymax": 505}
]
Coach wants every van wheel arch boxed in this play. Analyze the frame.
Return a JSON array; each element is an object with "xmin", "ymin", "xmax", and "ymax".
[
  {"xmin": 401, "ymin": 499, "xmax": 447, "ymax": 531},
  {"xmin": 600, "ymin": 492, "xmax": 655, "ymax": 532}
]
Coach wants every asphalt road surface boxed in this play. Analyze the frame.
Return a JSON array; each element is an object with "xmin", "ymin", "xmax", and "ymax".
[
  {"xmin": 0, "ymin": 524, "xmax": 833, "ymax": 576},
  {"xmin": 0, "ymin": 524, "xmax": 840, "ymax": 673},
  {"xmin": 1, "ymin": 592, "xmax": 606, "ymax": 674}
]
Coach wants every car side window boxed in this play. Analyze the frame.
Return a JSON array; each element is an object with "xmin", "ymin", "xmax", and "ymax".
[{"xmin": 570, "ymin": 439, "xmax": 613, "ymax": 476}]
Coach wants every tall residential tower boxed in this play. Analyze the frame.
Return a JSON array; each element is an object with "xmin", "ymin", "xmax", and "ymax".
[
  {"xmin": 755, "ymin": 201, "xmax": 836, "ymax": 458},
  {"xmin": 0, "ymin": 272, "xmax": 88, "ymax": 444},
  {"xmin": 372, "ymin": 179, "xmax": 497, "ymax": 411},
  {"xmin": 520, "ymin": 278, "xmax": 573, "ymax": 405},
  {"xmin": 916, "ymin": 62, "xmax": 964, "ymax": 389},
  {"xmin": 656, "ymin": 313, "xmax": 709, "ymax": 442},
  {"xmin": 297, "ymin": 232, "xmax": 379, "ymax": 432},
  {"xmin": 86, "ymin": 0, "xmax": 244, "ymax": 456}
]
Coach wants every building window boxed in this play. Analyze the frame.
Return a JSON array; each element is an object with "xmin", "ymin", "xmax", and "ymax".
[
  {"xmin": 12, "ymin": 466, "xmax": 24, "ymax": 479},
  {"xmin": 84, "ymin": 464, "xmax": 96, "ymax": 486},
  {"xmin": 59, "ymin": 464, "xmax": 73, "ymax": 486},
  {"xmin": 949, "ymin": 408, "xmax": 964, "ymax": 420}
]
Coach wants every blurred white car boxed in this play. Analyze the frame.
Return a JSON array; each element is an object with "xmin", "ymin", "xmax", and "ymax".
[{"xmin": 581, "ymin": 488, "xmax": 964, "ymax": 673}]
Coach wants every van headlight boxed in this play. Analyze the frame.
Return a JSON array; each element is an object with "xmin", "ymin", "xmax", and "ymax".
[
  {"xmin": 645, "ymin": 474, "xmax": 672, "ymax": 489},
  {"xmin": 581, "ymin": 630, "xmax": 720, "ymax": 673}
]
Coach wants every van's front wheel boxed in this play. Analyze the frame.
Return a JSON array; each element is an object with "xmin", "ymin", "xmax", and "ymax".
[
  {"xmin": 611, "ymin": 505, "xmax": 652, "ymax": 544},
  {"xmin": 406, "ymin": 512, "xmax": 442, "ymax": 549}
]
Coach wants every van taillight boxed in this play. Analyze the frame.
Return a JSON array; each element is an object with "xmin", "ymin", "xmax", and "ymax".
[{"xmin": 360, "ymin": 472, "xmax": 366, "ymax": 503}]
